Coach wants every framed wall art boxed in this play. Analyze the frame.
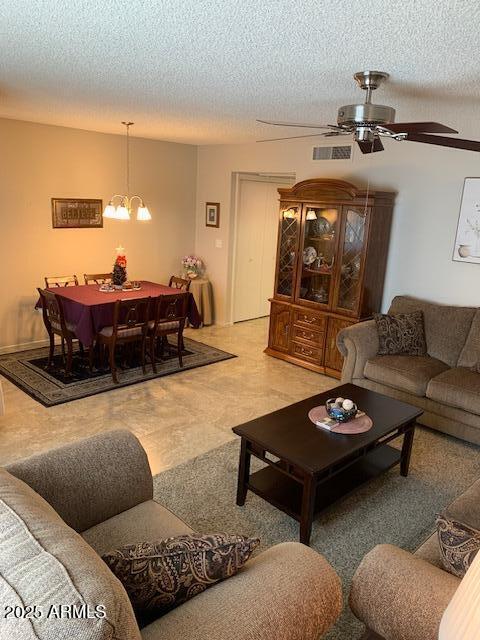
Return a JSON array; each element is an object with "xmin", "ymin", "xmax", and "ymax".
[
  {"xmin": 51, "ymin": 198, "xmax": 103, "ymax": 229},
  {"xmin": 453, "ymin": 178, "xmax": 480, "ymax": 264},
  {"xmin": 205, "ymin": 202, "xmax": 220, "ymax": 228}
]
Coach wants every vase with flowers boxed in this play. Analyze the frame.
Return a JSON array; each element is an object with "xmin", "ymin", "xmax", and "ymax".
[{"xmin": 182, "ymin": 255, "xmax": 203, "ymax": 279}]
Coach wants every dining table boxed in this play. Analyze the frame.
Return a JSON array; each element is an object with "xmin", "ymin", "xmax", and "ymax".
[{"xmin": 37, "ymin": 280, "xmax": 202, "ymax": 347}]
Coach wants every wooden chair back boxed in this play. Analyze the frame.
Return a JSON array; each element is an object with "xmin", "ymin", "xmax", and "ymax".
[
  {"xmin": 168, "ymin": 276, "xmax": 191, "ymax": 292},
  {"xmin": 111, "ymin": 297, "xmax": 151, "ymax": 338},
  {"xmin": 45, "ymin": 275, "xmax": 79, "ymax": 288},
  {"xmin": 152, "ymin": 293, "xmax": 189, "ymax": 332},
  {"xmin": 84, "ymin": 273, "xmax": 113, "ymax": 285},
  {"xmin": 37, "ymin": 288, "xmax": 68, "ymax": 335}
]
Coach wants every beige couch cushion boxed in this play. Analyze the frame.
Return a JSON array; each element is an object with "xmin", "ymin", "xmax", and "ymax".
[
  {"xmin": 364, "ymin": 355, "xmax": 449, "ymax": 396},
  {"xmin": 0, "ymin": 468, "xmax": 140, "ymax": 640},
  {"xmin": 427, "ymin": 367, "xmax": 480, "ymax": 416},
  {"xmin": 444, "ymin": 477, "xmax": 480, "ymax": 529},
  {"xmin": 458, "ymin": 309, "xmax": 480, "ymax": 368},
  {"xmin": 82, "ymin": 500, "xmax": 193, "ymax": 557},
  {"xmin": 416, "ymin": 478, "xmax": 480, "ymax": 569},
  {"xmin": 388, "ymin": 295, "xmax": 476, "ymax": 367}
]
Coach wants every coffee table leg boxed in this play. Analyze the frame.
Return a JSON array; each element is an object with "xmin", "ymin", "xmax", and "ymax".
[
  {"xmin": 236, "ymin": 438, "xmax": 251, "ymax": 506},
  {"xmin": 299, "ymin": 473, "xmax": 316, "ymax": 545},
  {"xmin": 400, "ymin": 422, "xmax": 416, "ymax": 477}
]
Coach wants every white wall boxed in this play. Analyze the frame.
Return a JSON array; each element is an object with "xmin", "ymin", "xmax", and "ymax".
[
  {"xmin": 195, "ymin": 137, "xmax": 480, "ymax": 324},
  {"xmin": 1, "ymin": 118, "xmax": 197, "ymax": 351}
]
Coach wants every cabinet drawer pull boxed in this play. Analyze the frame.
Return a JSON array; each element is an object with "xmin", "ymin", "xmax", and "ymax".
[
  {"xmin": 300, "ymin": 346, "xmax": 314, "ymax": 356},
  {"xmin": 298, "ymin": 330, "xmax": 315, "ymax": 340},
  {"xmin": 300, "ymin": 315, "xmax": 318, "ymax": 324}
]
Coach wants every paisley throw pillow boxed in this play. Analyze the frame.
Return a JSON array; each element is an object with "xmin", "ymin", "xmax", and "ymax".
[
  {"xmin": 436, "ymin": 514, "xmax": 480, "ymax": 578},
  {"xmin": 103, "ymin": 533, "xmax": 259, "ymax": 615},
  {"xmin": 374, "ymin": 311, "xmax": 427, "ymax": 356}
]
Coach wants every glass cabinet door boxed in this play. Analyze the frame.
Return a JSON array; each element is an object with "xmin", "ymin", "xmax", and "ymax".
[
  {"xmin": 335, "ymin": 208, "xmax": 368, "ymax": 313},
  {"xmin": 275, "ymin": 205, "xmax": 300, "ymax": 298},
  {"xmin": 296, "ymin": 206, "xmax": 339, "ymax": 306}
]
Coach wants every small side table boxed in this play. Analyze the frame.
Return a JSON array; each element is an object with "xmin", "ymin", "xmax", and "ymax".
[{"xmin": 189, "ymin": 277, "xmax": 213, "ymax": 326}]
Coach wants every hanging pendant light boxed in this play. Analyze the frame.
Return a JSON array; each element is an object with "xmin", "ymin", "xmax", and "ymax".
[{"xmin": 103, "ymin": 122, "xmax": 152, "ymax": 221}]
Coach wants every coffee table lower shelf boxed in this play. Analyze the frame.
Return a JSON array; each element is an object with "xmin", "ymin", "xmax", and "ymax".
[{"xmin": 247, "ymin": 445, "xmax": 401, "ymax": 524}]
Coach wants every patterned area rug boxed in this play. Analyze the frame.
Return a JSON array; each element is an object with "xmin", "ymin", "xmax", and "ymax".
[
  {"xmin": 0, "ymin": 338, "xmax": 235, "ymax": 406},
  {"xmin": 153, "ymin": 427, "xmax": 480, "ymax": 639}
]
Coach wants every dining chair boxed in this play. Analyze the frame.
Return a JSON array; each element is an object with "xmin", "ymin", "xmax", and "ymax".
[
  {"xmin": 149, "ymin": 293, "xmax": 189, "ymax": 371},
  {"xmin": 37, "ymin": 288, "xmax": 77, "ymax": 376},
  {"xmin": 44, "ymin": 275, "xmax": 79, "ymax": 288},
  {"xmin": 84, "ymin": 273, "xmax": 113, "ymax": 285},
  {"xmin": 97, "ymin": 297, "xmax": 151, "ymax": 384},
  {"xmin": 168, "ymin": 275, "xmax": 191, "ymax": 292}
]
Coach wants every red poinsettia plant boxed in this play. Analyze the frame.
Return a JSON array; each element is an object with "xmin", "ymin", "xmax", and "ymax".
[{"xmin": 115, "ymin": 255, "xmax": 127, "ymax": 268}]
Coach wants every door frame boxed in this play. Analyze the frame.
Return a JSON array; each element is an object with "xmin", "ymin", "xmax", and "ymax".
[{"xmin": 227, "ymin": 172, "xmax": 296, "ymax": 325}]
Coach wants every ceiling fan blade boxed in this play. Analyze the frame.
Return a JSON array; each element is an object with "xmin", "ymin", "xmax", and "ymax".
[
  {"xmin": 257, "ymin": 132, "xmax": 329, "ymax": 143},
  {"xmin": 256, "ymin": 119, "xmax": 337, "ymax": 130},
  {"xmin": 405, "ymin": 133, "xmax": 480, "ymax": 152},
  {"xmin": 385, "ymin": 122, "xmax": 458, "ymax": 134},
  {"xmin": 323, "ymin": 130, "xmax": 352, "ymax": 137},
  {"xmin": 357, "ymin": 138, "xmax": 384, "ymax": 154}
]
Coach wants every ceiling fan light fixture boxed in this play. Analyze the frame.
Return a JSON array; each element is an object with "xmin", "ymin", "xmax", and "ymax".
[{"xmin": 258, "ymin": 71, "xmax": 480, "ymax": 153}]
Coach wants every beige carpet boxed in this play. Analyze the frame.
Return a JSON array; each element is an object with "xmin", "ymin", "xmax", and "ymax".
[{"xmin": 154, "ymin": 425, "xmax": 480, "ymax": 639}]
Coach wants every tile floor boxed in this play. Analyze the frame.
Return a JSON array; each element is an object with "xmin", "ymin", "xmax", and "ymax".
[{"xmin": 0, "ymin": 318, "xmax": 338, "ymax": 473}]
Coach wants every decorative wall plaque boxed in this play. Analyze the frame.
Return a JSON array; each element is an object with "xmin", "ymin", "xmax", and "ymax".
[{"xmin": 51, "ymin": 198, "xmax": 103, "ymax": 228}]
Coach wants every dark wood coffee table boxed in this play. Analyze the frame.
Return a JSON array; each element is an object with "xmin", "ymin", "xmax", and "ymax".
[{"xmin": 232, "ymin": 383, "xmax": 423, "ymax": 545}]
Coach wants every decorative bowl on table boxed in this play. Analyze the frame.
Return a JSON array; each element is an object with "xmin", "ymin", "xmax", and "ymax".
[{"xmin": 326, "ymin": 397, "xmax": 358, "ymax": 423}]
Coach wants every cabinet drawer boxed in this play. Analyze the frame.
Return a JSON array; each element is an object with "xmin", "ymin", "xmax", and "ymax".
[
  {"xmin": 292, "ymin": 326, "xmax": 323, "ymax": 345},
  {"xmin": 293, "ymin": 310, "xmax": 326, "ymax": 330},
  {"xmin": 291, "ymin": 341, "xmax": 322, "ymax": 363}
]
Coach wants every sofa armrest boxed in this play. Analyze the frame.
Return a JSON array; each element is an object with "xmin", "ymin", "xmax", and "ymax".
[
  {"xmin": 6, "ymin": 429, "xmax": 153, "ymax": 533},
  {"xmin": 349, "ymin": 544, "xmax": 460, "ymax": 640},
  {"xmin": 142, "ymin": 542, "xmax": 342, "ymax": 640},
  {"xmin": 337, "ymin": 320, "xmax": 379, "ymax": 382}
]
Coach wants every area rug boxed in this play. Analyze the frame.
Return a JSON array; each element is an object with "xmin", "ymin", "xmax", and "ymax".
[
  {"xmin": 0, "ymin": 338, "xmax": 235, "ymax": 407},
  {"xmin": 153, "ymin": 427, "xmax": 480, "ymax": 639}
]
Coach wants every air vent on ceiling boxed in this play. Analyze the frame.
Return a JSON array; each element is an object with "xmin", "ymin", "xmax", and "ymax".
[{"xmin": 312, "ymin": 145, "xmax": 352, "ymax": 160}]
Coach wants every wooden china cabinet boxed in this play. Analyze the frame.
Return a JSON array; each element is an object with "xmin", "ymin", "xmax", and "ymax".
[{"xmin": 265, "ymin": 178, "xmax": 395, "ymax": 378}]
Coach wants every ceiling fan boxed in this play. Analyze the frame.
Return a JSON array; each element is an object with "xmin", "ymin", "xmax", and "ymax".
[{"xmin": 257, "ymin": 71, "xmax": 480, "ymax": 154}]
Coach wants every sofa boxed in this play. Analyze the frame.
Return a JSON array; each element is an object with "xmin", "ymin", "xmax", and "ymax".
[
  {"xmin": 0, "ymin": 429, "xmax": 342, "ymax": 640},
  {"xmin": 337, "ymin": 295, "xmax": 480, "ymax": 444},
  {"xmin": 349, "ymin": 474, "xmax": 479, "ymax": 639}
]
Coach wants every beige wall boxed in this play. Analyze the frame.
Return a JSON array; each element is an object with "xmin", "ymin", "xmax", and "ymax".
[
  {"xmin": 195, "ymin": 138, "xmax": 480, "ymax": 324},
  {"xmin": 1, "ymin": 118, "xmax": 197, "ymax": 351}
]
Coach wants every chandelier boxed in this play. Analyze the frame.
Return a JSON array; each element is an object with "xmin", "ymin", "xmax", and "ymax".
[{"xmin": 103, "ymin": 122, "xmax": 152, "ymax": 221}]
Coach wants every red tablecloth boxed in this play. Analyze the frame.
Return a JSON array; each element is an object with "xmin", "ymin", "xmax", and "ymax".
[{"xmin": 37, "ymin": 281, "xmax": 202, "ymax": 346}]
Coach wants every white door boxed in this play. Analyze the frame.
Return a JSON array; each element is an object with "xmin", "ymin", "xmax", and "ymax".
[{"xmin": 233, "ymin": 180, "xmax": 286, "ymax": 322}]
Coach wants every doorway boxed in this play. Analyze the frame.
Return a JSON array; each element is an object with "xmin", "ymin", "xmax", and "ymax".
[{"xmin": 232, "ymin": 174, "xmax": 295, "ymax": 323}]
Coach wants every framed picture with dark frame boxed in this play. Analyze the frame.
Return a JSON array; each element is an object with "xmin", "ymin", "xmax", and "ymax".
[
  {"xmin": 205, "ymin": 202, "xmax": 220, "ymax": 228},
  {"xmin": 51, "ymin": 198, "xmax": 103, "ymax": 228}
]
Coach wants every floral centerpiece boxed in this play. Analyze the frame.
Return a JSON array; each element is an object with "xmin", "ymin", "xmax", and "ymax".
[
  {"xmin": 182, "ymin": 255, "xmax": 203, "ymax": 279},
  {"xmin": 112, "ymin": 249, "xmax": 127, "ymax": 288}
]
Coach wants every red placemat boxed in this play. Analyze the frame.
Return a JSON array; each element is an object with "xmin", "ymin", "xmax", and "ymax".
[{"xmin": 308, "ymin": 405, "xmax": 373, "ymax": 434}]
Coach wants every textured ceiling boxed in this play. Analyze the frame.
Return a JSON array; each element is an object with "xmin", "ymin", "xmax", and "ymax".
[{"xmin": 1, "ymin": 0, "xmax": 480, "ymax": 145}]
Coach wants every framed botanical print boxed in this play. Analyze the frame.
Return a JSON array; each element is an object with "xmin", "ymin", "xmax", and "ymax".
[
  {"xmin": 453, "ymin": 178, "xmax": 480, "ymax": 263},
  {"xmin": 52, "ymin": 198, "xmax": 103, "ymax": 228},
  {"xmin": 206, "ymin": 202, "xmax": 220, "ymax": 228}
]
